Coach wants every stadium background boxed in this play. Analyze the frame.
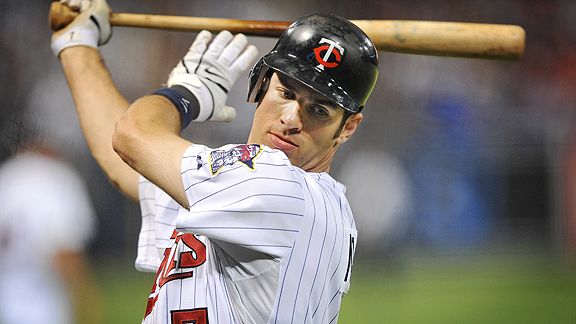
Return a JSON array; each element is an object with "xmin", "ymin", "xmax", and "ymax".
[{"xmin": 1, "ymin": 0, "xmax": 575, "ymax": 322}]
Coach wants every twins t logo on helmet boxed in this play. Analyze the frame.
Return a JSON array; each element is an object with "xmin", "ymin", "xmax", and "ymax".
[{"xmin": 313, "ymin": 38, "xmax": 345, "ymax": 70}]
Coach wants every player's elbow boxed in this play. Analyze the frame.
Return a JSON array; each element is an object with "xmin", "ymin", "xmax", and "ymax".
[{"xmin": 112, "ymin": 111, "xmax": 143, "ymax": 168}]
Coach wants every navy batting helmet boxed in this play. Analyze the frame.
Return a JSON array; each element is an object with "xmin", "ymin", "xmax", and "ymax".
[{"xmin": 247, "ymin": 13, "xmax": 379, "ymax": 113}]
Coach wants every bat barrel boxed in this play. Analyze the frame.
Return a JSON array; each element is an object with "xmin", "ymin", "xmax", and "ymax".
[{"xmin": 353, "ymin": 20, "xmax": 525, "ymax": 59}]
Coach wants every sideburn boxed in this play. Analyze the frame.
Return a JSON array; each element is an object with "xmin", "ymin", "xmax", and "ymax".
[{"xmin": 332, "ymin": 110, "xmax": 355, "ymax": 140}]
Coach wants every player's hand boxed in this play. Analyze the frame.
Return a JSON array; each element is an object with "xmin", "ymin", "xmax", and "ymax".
[
  {"xmin": 167, "ymin": 30, "xmax": 259, "ymax": 122},
  {"xmin": 51, "ymin": 0, "xmax": 112, "ymax": 57}
]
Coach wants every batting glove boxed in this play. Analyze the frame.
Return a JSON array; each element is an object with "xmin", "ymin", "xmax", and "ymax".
[
  {"xmin": 51, "ymin": 0, "xmax": 112, "ymax": 57},
  {"xmin": 165, "ymin": 30, "xmax": 259, "ymax": 123}
]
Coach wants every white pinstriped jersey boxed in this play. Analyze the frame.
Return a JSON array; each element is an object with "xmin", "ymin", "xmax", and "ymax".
[{"xmin": 136, "ymin": 144, "xmax": 357, "ymax": 324}]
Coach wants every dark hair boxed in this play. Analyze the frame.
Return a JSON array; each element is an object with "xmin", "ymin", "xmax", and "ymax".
[{"xmin": 333, "ymin": 110, "xmax": 355, "ymax": 139}]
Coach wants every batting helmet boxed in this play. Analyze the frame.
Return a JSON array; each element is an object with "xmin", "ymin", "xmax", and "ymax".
[{"xmin": 247, "ymin": 13, "xmax": 379, "ymax": 113}]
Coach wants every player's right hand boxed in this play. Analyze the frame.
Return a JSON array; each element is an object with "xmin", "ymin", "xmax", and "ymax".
[
  {"xmin": 51, "ymin": 0, "xmax": 112, "ymax": 57},
  {"xmin": 166, "ymin": 30, "xmax": 259, "ymax": 122}
]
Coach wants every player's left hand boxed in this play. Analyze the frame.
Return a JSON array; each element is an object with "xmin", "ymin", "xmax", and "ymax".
[
  {"xmin": 167, "ymin": 30, "xmax": 259, "ymax": 122},
  {"xmin": 51, "ymin": 0, "xmax": 112, "ymax": 57}
]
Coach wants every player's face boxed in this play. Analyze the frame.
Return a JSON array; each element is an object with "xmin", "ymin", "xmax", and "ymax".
[{"xmin": 248, "ymin": 73, "xmax": 363, "ymax": 172}]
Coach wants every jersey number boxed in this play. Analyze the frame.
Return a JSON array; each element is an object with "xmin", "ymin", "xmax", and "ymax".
[{"xmin": 171, "ymin": 308, "xmax": 208, "ymax": 324}]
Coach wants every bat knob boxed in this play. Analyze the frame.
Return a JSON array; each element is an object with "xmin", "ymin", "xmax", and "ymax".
[{"xmin": 49, "ymin": 2, "xmax": 79, "ymax": 31}]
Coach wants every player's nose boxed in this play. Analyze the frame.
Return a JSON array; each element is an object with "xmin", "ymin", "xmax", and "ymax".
[{"xmin": 280, "ymin": 102, "xmax": 303, "ymax": 132}]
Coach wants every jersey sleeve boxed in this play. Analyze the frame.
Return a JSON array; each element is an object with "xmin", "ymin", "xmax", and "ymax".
[
  {"xmin": 177, "ymin": 144, "xmax": 305, "ymax": 258},
  {"xmin": 135, "ymin": 176, "xmax": 181, "ymax": 272}
]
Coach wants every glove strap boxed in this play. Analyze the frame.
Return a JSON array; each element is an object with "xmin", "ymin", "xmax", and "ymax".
[
  {"xmin": 152, "ymin": 86, "xmax": 200, "ymax": 130},
  {"xmin": 51, "ymin": 26, "xmax": 99, "ymax": 57}
]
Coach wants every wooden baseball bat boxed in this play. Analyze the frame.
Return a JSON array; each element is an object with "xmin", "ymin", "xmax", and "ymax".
[{"xmin": 49, "ymin": 2, "xmax": 525, "ymax": 59}]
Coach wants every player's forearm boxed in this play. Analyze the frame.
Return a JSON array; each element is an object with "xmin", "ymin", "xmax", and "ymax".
[{"xmin": 59, "ymin": 46, "xmax": 139, "ymax": 201}]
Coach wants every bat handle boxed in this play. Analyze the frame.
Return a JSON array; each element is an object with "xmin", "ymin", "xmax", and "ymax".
[{"xmin": 49, "ymin": 2, "xmax": 80, "ymax": 31}]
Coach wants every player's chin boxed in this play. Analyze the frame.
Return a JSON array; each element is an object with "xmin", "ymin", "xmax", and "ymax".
[
  {"xmin": 290, "ymin": 153, "xmax": 322, "ymax": 171},
  {"xmin": 281, "ymin": 150, "xmax": 300, "ymax": 165}
]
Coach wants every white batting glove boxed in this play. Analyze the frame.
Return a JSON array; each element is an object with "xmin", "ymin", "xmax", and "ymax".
[
  {"xmin": 166, "ymin": 30, "xmax": 259, "ymax": 122},
  {"xmin": 51, "ymin": 0, "xmax": 112, "ymax": 57}
]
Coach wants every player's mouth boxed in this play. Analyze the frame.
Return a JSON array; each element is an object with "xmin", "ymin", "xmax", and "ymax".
[{"xmin": 268, "ymin": 132, "xmax": 299, "ymax": 152}]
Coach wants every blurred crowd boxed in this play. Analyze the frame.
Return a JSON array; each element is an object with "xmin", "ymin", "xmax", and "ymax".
[{"xmin": 1, "ymin": 0, "xmax": 575, "ymax": 271}]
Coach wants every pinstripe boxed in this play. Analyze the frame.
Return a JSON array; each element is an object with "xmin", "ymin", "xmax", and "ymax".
[
  {"xmin": 327, "ymin": 196, "xmax": 346, "ymax": 283},
  {"xmin": 178, "ymin": 226, "xmax": 299, "ymax": 232},
  {"xmin": 328, "ymin": 311, "xmax": 339, "ymax": 324},
  {"xmin": 224, "ymin": 193, "xmax": 304, "ymax": 207},
  {"xmin": 305, "ymin": 187, "xmax": 330, "ymax": 321},
  {"xmin": 154, "ymin": 203, "xmax": 179, "ymax": 211},
  {"xmin": 188, "ymin": 177, "xmax": 300, "ymax": 207},
  {"xmin": 179, "ymin": 276, "xmax": 183, "ymax": 313},
  {"xmin": 182, "ymin": 163, "xmax": 241, "ymax": 184},
  {"xmin": 240, "ymin": 243, "xmax": 293, "ymax": 249},
  {"xmin": 181, "ymin": 162, "xmax": 241, "ymax": 176},
  {"xmin": 193, "ymin": 251, "xmax": 197, "ymax": 307},
  {"xmin": 213, "ymin": 265, "xmax": 222, "ymax": 324},
  {"xmin": 254, "ymin": 161, "xmax": 295, "ymax": 168},
  {"xmin": 183, "ymin": 173, "xmax": 212, "ymax": 190},
  {"xmin": 273, "ymin": 241, "xmax": 295, "ymax": 324},
  {"xmin": 312, "ymin": 190, "xmax": 340, "ymax": 319},
  {"xmin": 289, "ymin": 177, "xmax": 316, "ymax": 324},
  {"xmin": 183, "ymin": 210, "xmax": 303, "ymax": 217},
  {"xmin": 165, "ymin": 285, "xmax": 170, "ymax": 324},
  {"xmin": 327, "ymin": 290, "xmax": 340, "ymax": 310},
  {"xmin": 219, "ymin": 252, "xmax": 235, "ymax": 323},
  {"xmin": 323, "ymin": 192, "xmax": 352, "ymax": 323},
  {"xmin": 154, "ymin": 220, "xmax": 174, "ymax": 226}
]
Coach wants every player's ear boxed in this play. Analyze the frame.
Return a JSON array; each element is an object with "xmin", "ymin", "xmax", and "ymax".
[{"xmin": 335, "ymin": 113, "xmax": 363, "ymax": 145}]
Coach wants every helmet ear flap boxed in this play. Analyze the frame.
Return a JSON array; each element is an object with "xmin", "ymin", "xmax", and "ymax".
[
  {"xmin": 255, "ymin": 70, "xmax": 273, "ymax": 104},
  {"xmin": 247, "ymin": 58, "xmax": 272, "ymax": 103}
]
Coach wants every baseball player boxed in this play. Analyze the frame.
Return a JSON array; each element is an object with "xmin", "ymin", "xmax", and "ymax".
[
  {"xmin": 51, "ymin": 0, "xmax": 378, "ymax": 323},
  {"xmin": 0, "ymin": 146, "xmax": 100, "ymax": 324}
]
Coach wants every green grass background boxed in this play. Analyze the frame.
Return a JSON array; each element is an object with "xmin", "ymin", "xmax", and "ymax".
[{"xmin": 95, "ymin": 257, "xmax": 576, "ymax": 323}]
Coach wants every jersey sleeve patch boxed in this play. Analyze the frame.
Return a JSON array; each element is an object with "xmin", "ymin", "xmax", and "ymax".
[{"xmin": 209, "ymin": 144, "xmax": 263, "ymax": 175}]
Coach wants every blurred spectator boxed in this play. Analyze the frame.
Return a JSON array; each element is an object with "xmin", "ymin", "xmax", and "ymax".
[
  {"xmin": 0, "ymin": 145, "xmax": 102, "ymax": 324},
  {"xmin": 338, "ymin": 150, "xmax": 412, "ymax": 256},
  {"xmin": 408, "ymin": 95, "xmax": 492, "ymax": 250}
]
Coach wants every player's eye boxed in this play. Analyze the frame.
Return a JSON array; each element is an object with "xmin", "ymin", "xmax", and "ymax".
[
  {"xmin": 278, "ymin": 87, "xmax": 296, "ymax": 100},
  {"xmin": 309, "ymin": 104, "xmax": 330, "ymax": 120}
]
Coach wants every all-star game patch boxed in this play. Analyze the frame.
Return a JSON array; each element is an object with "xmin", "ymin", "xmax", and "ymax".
[{"xmin": 209, "ymin": 144, "xmax": 263, "ymax": 175}]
